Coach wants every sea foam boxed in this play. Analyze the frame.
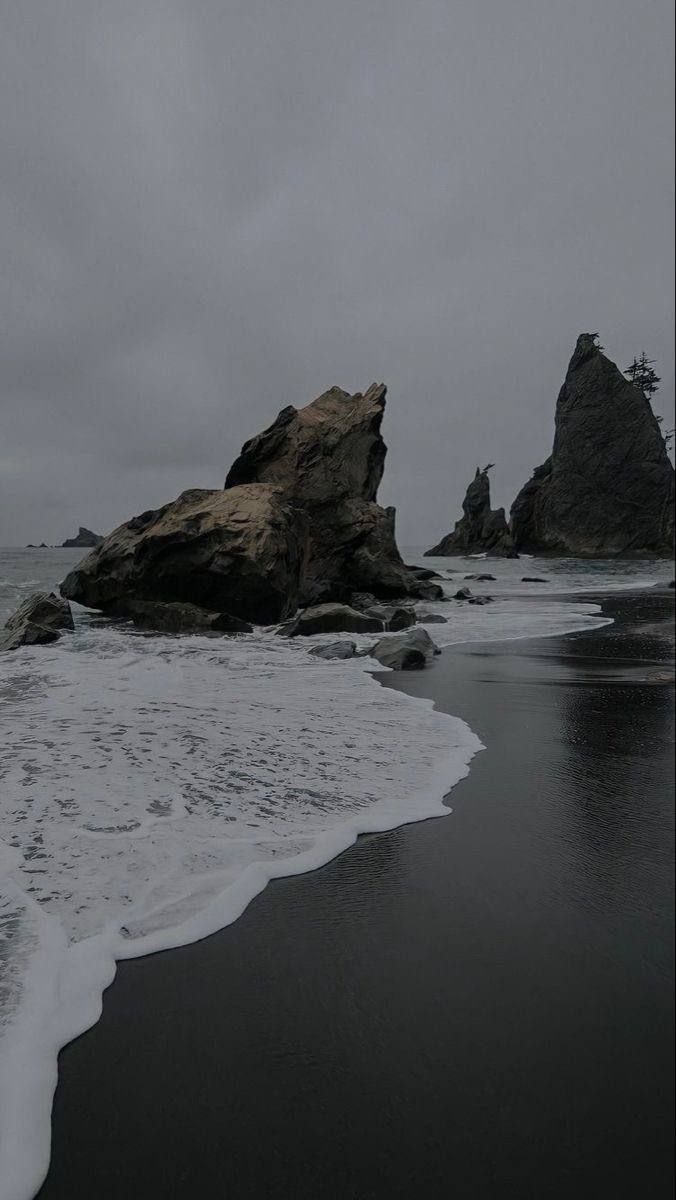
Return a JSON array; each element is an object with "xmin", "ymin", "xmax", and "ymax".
[{"xmin": 0, "ymin": 580, "xmax": 615, "ymax": 1200}]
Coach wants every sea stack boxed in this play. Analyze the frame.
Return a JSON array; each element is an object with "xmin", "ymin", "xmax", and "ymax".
[
  {"xmin": 424, "ymin": 467, "xmax": 513, "ymax": 556},
  {"xmin": 61, "ymin": 384, "xmax": 439, "ymax": 626},
  {"xmin": 511, "ymin": 334, "xmax": 675, "ymax": 557}
]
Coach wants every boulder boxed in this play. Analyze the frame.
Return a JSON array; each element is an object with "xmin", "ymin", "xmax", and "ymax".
[
  {"xmin": 1, "ymin": 591, "xmax": 74, "ymax": 652},
  {"xmin": 123, "ymin": 600, "xmax": 252, "ymax": 634},
  {"xmin": 308, "ymin": 640, "xmax": 358, "ymax": 660},
  {"xmin": 369, "ymin": 628, "xmax": 440, "ymax": 670},
  {"xmin": 225, "ymin": 384, "xmax": 431, "ymax": 603},
  {"xmin": 453, "ymin": 587, "xmax": 473, "ymax": 600},
  {"xmin": 349, "ymin": 592, "xmax": 380, "ymax": 612},
  {"xmin": 363, "ymin": 605, "xmax": 416, "ymax": 631},
  {"xmin": 62, "ymin": 526, "xmax": 104, "ymax": 548},
  {"xmin": 60, "ymin": 486, "xmax": 304, "ymax": 626},
  {"xmin": 425, "ymin": 468, "xmax": 514, "ymax": 557},
  {"xmin": 510, "ymin": 335, "xmax": 675, "ymax": 557},
  {"xmin": 417, "ymin": 611, "xmax": 448, "ymax": 624},
  {"xmin": 278, "ymin": 603, "xmax": 384, "ymax": 638}
]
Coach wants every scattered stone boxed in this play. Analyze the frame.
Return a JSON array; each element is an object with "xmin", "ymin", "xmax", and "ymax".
[
  {"xmin": 410, "ymin": 581, "xmax": 445, "ymax": 602},
  {"xmin": 403, "ymin": 565, "xmax": 442, "ymax": 580},
  {"xmin": 368, "ymin": 628, "xmax": 440, "ymax": 670},
  {"xmin": 453, "ymin": 587, "xmax": 473, "ymax": 600},
  {"xmin": 278, "ymin": 603, "xmax": 384, "ymax": 638},
  {"xmin": 467, "ymin": 595, "xmax": 494, "ymax": 605},
  {"xmin": 511, "ymin": 334, "xmax": 675, "ymax": 557},
  {"xmin": 1, "ymin": 592, "xmax": 74, "ymax": 652},
  {"xmin": 308, "ymin": 640, "xmax": 357, "ymax": 660},
  {"xmin": 522, "ymin": 576, "xmax": 549, "ymax": 583},
  {"xmin": 464, "ymin": 573, "xmax": 496, "ymax": 581},
  {"xmin": 417, "ymin": 611, "xmax": 448, "ymax": 624}
]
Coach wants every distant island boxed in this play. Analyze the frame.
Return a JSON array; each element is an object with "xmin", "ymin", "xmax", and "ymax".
[{"xmin": 61, "ymin": 527, "xmax": 104, "ymax": 548}]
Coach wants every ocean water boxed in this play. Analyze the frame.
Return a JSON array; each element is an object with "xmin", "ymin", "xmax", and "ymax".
[{"xmin": 0, "ymin": 547, "xmax": 669, "ymax": 1200}]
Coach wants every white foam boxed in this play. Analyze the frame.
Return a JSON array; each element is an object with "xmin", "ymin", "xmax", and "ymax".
[{"xmin": 0, "ymin": 577, "xmax": 617, "ymax": 1200}]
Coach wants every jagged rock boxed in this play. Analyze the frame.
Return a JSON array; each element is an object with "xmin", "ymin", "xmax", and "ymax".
[
  {"xmin": 308, "ymin": 640, "xmax": 358, "ymax": 660},
  {"xmin": 425, "ymin": 468, "xmax": 514, "ymax": 557},
  {"xmin": 60, "ymin": 486, "xmax": 304, "ymax": 625},
  {"xmin": 1, "ymin": 592, "xmax": 74, "ymax": 652},
  {"xmin": 278, "ymin": 602, "xmax": 384, "ymax": 638},
  {"xmin": 511, "ymin": 335, "xmax": 675, "ymax": 557},
  {"xmin": 62, "ymin": 526, "xmax": 104, "ymax": 548},
  {"xmin": 122, "ymin": 600, "xmax": 252, "ymax": 634},
  {"xmin": 364, "ymin": 605, "xmax": 416, "ymax": 631},
  {"xmin": 368, "ymin": 628, "xmax": 440, "ymax": 670},
  {"xmin": 225, "ymin": 384, "xmax": 430, "ymax": 603},
  {"xmin": 453, "ymin": 587, "xmax": 473, "ymax": 600}
]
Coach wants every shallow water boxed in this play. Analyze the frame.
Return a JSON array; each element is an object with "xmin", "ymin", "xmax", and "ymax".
[{"xmin": 0, "ymin": 547, "xmax": 667, "ymax": 1200}]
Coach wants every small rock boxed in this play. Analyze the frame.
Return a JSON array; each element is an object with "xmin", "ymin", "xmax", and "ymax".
[
  {"xmin": 454, "ymin": 587, "xmax": 473, "ymax": 600},
  {"xmin": 279, "ymin": 602, "xmax": 384, "ymax": 638},
  {"xmin": 1, "ymin": 591, "xmax": 74, "ymax": 652},
  {"xmin": 308, "ymin": 640, "xmax": 357, "ymax": 660},
  {"xmin": 467, "ymin": 595, "xmax": 494, "ymax": 605},
  {"xmin": 417, "ymin": 611, "xmax": 448, "ymax": 624},
  {"xmin": 364, "ymin": 605, "xmax": 416, "ymax": 631},
  {"xmin": 521, "ymin": 576, "xmax": 549, "ymax": 583},
  {"xmin": 369, "ymin": 628, "xmax": 440, "ymax": 670}
]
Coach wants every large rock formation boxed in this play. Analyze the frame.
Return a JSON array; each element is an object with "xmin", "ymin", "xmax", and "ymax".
[
  {"xmin": 61, "ymin": 383, "xmax": 436, "ymax": 627},
  {"xmin": 61, "ymin": 486, "xmax": 305, "ymax": 625},
  {"xmin": 511, "ymin": 335, "xmax": 675, "ymax": 557},
  {"xmin": 62, "ymin": 526, "xmax": 104, "ymax": 548},
  {"xmin": 424, "ymin": 468, "xmax": 513, "ymax": 556},
  {"xmin": 225, "ymin": 384, "xmax": 437, "ymax": 603}
]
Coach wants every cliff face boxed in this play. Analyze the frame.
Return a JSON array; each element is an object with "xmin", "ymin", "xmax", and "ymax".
[
  {"xmin": 424, "ymin": 468, "xmax": 513, "ymax": 557},
  {"xmin": 511, "ymin": 335, "xmax": 675, "ymax": 557}
]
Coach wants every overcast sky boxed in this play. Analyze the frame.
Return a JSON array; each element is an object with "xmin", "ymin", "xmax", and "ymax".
[{"xmin": 1, "ymin": 0, "xmax": 673, "ymax": 547}]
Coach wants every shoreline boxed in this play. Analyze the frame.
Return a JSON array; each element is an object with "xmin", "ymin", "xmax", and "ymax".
[{"xmin": 35, "ymin": 587, "xmax": 675, "ymax": 1199}]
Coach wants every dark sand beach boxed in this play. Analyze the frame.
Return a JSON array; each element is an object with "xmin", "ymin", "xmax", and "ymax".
[{"xmin": 37, "ymin": 590, "xmax": 674, "ymax": 1200}]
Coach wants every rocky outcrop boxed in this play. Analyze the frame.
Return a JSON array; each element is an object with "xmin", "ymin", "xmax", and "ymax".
[
  {"xmin": 122, "ymin": 600, "xmax": 253, "ymax": 634},
  {"xmin": 277, "ymin": 602, "xmax": 384, "ymax": 638},
  {"xmin": 60, "ymin": 383, "xmax": 438, "ymax": 629},
  {"xmin": 60, "ymin": 486, "xmax": 305, "ymax": 625},
  {"xmin": 225, "ymin": 384, "xmax": 436, "ymax": 603},
  {"xmin": 425, "ymin": 468, "xmax": 513, "ymax": 557},
  {"xmin": 369, "ymin": 628, "xmax": 440, "ymax": 670},
  {"xmin": 62, "ymin": 527, "xmax": 104, "ymax": 548},
  {"xmin": 511, "ymin": 335, "xmax": 675, "ymax": 557},
  {"xmin": 1, "ymin": 592, "xmax": 74, "ymax": 651}
]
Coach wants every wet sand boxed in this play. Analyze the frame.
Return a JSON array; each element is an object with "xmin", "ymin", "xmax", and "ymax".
[{"xmin": 37, "ymin": 590, "xmax": 674, "ymax": 1200}]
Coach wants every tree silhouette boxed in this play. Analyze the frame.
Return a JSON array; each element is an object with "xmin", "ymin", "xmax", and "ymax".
[{"xmin": 624, "ymin": 353, "xmax": 673, "ymax": 449}]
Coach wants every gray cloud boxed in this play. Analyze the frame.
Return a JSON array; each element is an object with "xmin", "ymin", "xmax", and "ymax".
[{"xmin": 1, "ymin": 0, "xmax": 673, "ymax": 546}]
